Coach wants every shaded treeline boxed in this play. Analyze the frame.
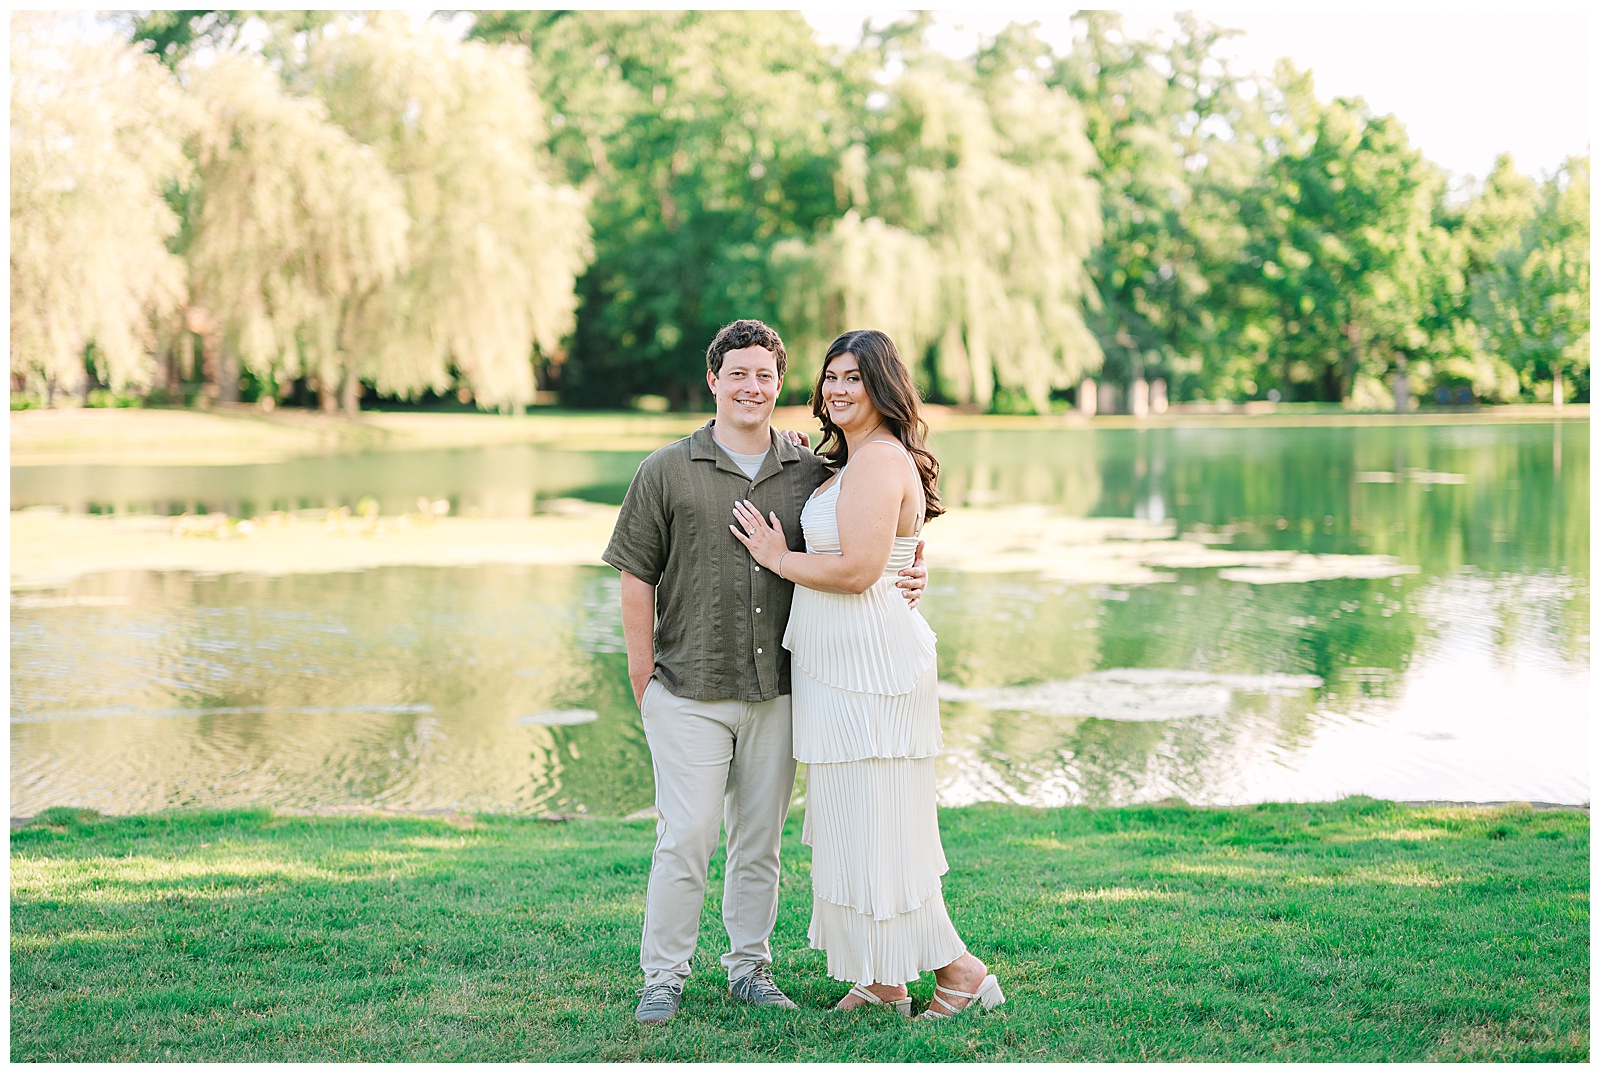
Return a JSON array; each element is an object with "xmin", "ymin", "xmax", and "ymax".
[{"xmin": 9, "ymin": 11, "xmax": 1590, "ymax": 413}]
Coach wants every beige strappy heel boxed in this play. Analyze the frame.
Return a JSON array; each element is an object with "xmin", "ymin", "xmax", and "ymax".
[
  {"xmin": 915, "ymin": 974, "xmax": 1005, "ymax": 1020},
  {"xmin": 839, "ymin": 983, "xmax": 913, "ymax": 1018}
]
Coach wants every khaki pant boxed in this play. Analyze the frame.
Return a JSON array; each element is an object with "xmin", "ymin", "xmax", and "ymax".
[{"xmin": 638, "ymin": 678, "xmax": 797, "ymax": 988}]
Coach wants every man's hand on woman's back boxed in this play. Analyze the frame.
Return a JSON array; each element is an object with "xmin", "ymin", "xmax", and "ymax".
[{"xmin": 898, "ymin": 540, "xmax": 927, "ymax": 610}]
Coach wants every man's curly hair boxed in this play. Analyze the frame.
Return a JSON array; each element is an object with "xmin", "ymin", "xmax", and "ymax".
[{"xmin": 706, "ymin": 319, "xmax": 787, "ymax": 378}]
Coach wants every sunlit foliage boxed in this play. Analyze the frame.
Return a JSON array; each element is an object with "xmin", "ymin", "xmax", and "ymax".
[
  {"xmin": 779, "ymin": 24, "xmax": 1103, "ymax": 411},
  {"xmin": 1052, "ymin": 12, "xmax": 1262, "ymax": 401},
  {"xmin": 472, "ymin": 10, "xmax": 850, "ymax": 407},
  {"xmin": 1227, "ymin": 65, "xmax": 1455, "ymax": 403},
  {"xmin": 184, "ymin": 52, "xmax": 409, "ymax": 408},
  {"xmin": 1473, "ymin": 156, "xmax": 1591, "ymax": 404},
  {"xmin": 9, "ymin": 14, "xmax": 190, "ymax": 401},
  {"xmin": 307, "ymin": 14, "xmax": 591, "ymax": 412},
  {"xmin": 8, "ymin": 11, "xmax": 1590, "ymax": 411}
]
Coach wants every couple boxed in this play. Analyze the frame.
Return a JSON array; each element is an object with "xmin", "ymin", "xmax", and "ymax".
[{"xmin": 603, "ymin": 319, "xmax": 1002, "ymax": 1024}]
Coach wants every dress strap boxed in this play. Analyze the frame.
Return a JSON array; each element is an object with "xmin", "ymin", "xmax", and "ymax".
[{"xmin": 850, "ymin": 438, "xmax": 924, "ymax": 537}]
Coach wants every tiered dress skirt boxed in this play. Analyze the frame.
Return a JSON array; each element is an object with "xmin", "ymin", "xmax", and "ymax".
[{"xmin": 783, "ymin": 484, "xmax": 966, "ymax": 985}]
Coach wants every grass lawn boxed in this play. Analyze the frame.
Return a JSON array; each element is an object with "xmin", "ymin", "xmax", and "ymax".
[{"xmin": 9, "ymin": 798, "xmax": 1588, "ymax": 1062}]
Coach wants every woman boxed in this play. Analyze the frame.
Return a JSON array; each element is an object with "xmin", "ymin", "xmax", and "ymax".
[{"xmin": 730, "ymin": 329, "xmax": 1003, "ymax": 1021}]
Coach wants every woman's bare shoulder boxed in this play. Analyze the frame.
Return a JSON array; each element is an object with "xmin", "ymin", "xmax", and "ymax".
[
  {"xmin": 852, "ymin": 438, "xmax": 912, "ymax": 462},
  {"xmin": 852, "ymin": 439, "xmax": 916, "ymax": 473},
  {"xmin": 841, "ymin": 440, "xmax": 915, "ymax": 494}
]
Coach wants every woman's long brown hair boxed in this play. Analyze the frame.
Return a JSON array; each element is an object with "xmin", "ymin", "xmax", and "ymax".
[{"xmin": 810, "ymin": 329, "xmax": 944, "ymax": 522}]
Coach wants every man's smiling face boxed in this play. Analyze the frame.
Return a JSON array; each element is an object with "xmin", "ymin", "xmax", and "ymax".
[{"xmin": 708, "ymin": 345, "xmax": 782, "ymax": 434}]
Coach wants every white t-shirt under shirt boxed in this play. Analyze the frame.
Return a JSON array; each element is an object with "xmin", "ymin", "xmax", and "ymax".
[{"xmin": 715, "ymin": 441, "xmax": 770, "ymax": 480}]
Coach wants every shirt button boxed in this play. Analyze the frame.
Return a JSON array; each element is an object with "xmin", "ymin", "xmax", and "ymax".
[
  {"xmin": 756, "ymin": 607, "xmax": 762, "ymax": 613},
  {"xmin": 753, "ymin": 565, "xmax": 760, "ymax": 572},
  {"xmin": 757, "ymin": 648, "xmax": 763, "ymax": 654}
]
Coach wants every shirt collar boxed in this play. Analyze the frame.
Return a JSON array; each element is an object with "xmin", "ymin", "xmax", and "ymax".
[{"xmin": 690, "ymin": 421, "xmax": 803, "ymax": 467}]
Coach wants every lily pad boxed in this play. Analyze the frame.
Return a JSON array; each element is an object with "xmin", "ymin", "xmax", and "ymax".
[
  {"xmin": 516, "ymin": 709, "xmax": 599, "ymax": 726},
  {"xmin": 940, "ymin": 668, "xmax": 1324, "ymax": 722}
]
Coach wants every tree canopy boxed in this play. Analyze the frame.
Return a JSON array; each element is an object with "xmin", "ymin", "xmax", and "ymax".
[
  {"xmin": 183, "ymin": 51, "xmax": 409, "ymax": 407},
  {"xmin": 8, "ymin": 11, "xmax": 1589, "ymax": 411},
  {"xmin": 779, "ymin": 24, "xmax": 1103, "ymax": 411},
  {"xmin": 10, "ymin": 14, "xmax": 190, "ymax": 400},
  {"xmin": 307, "ymin": 14, "xmax": 591, "ymax": 412}
]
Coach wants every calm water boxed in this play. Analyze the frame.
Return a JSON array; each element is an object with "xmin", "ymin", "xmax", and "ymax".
[{"xmin": 10, "ymin": 420, "xmax": 1590, "ymax": 815}]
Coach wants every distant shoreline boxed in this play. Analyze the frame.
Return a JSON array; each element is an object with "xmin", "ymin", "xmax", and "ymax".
[{"xmin": 10, "ymin": 403, "xmax": 1589, "ymax": 468}]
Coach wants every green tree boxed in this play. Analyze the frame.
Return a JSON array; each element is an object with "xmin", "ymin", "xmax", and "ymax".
[
  {"xmin": 473, "ymin": 10, "xmax": 851, "ymax": 408},
  {"xmin": 124, "ymin": 10, "xmax": 335, "ymax": 70},
  {"xmin": 1427, "ymin": 154, "xmax": 1538, "ymax": 401},
  {"xmin": 778, "ymin": 21, "xmax": 1103, "ymax": 412},
  {"xmin": 1473, "ymin": 156, "xmax": 1591, "ymax": 404},
  {"xmin": 306, "ymin": 13, "xmax": 592, "ymax": 412},
  {"xmin": 1463, "ymin": 154, "xmax": 1541, "ymax": 271},
  {"xmin": 1229, "ymin": 65, "xmax": 1450, "ymax": 404},
  {"xmin": 1052, "ymin": 12, "xmax": 1263, "ymax": 403},
  {"xmin": 10, "ymin": 14, "xmax": 191, "ymax": 404},
  {"xmin": 182, "ymin": 52, "xmax": 409, "ymax": 411}
]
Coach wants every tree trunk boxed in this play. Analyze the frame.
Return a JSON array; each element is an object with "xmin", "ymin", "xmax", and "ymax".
[
  {"xmin": 1130, "ymin": 377, "xmax": 1150, "ymax": 418},
  {"xmin": 341, "ymin": 361, "xmax": 360, "ymax": 415},
  {"xmin": 1340, "ymin": 321, "xmax": 1362, "ymax": 403},
  {"xmin": 1552, "ymin": 364, "xmax": 1564, "ymax": 409},
  {"xmin": 1078, "ymin": 377, "xmax": 1097, "ymax": 418},
  {"xmin": 158, "ymin": 337, "xmax": 178, "ymax": 401},
  {"xmin": 217, "ymin": 339, "xmax": 240, "ymax": 404},
  {"xmin": 179, "ymin": 329, "xmax": 196, "ymax": 383}
]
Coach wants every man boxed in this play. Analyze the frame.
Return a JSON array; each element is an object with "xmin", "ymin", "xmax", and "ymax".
[{"xmin": 602, "ymin": 319, "xmax": 927, "ymax": 1024}]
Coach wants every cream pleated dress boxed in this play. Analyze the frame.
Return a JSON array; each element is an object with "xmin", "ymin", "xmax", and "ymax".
[{"xmin": 783, "ymin": 443, "xmax": 968, "ymax": 985}]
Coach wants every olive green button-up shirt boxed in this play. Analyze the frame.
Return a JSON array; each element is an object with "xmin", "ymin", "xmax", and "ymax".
[{"xmin": 602, "ymin": 421, "xmax": 832, "ymax": 703}]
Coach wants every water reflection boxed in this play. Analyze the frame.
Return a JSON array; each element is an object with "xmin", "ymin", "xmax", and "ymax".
[
  {"xmin": 9, "ymin": 444, "xmax": 651, "ymax": 519},
  {"xmin": 928, "ymin": 568, "xmax": 1586, "ymax": 808},
  {"xmin": 10, "ymin": 564, "xmax": 1587, "ymax": 815},
  {"xmin": 9, "ymin": 420, "xmax": 1590, "ymax": 814},
  {"xmin": 11, "ymin": 567, "xmax": 651, "ymax": 815}
]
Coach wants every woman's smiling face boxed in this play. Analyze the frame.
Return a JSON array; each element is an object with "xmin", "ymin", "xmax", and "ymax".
[{"xmin": 821, "ymin": 352, "xmax": 878, "ymax": 432}]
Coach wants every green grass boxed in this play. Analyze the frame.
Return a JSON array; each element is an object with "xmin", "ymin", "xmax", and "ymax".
[{"xmin": 9, "ymin": 798, "xmax": 1588, "ymax": 1061}]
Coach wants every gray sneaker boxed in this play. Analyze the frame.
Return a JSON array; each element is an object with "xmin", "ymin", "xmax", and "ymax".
[
  {"xmin": 635, "ymin": 982, "xmax": 683, "ymax": 1024},
  {"xmin": 728, "ymin": 966, "xmax": 799, "ymax": 1009}
]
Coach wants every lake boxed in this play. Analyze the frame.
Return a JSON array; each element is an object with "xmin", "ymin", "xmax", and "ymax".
[{"xmin": 9, "ymin": 417, "xmax": 1589, "ymax": 816}]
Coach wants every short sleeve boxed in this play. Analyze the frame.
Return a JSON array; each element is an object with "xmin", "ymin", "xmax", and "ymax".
[{"xmin": 602, "ymin": 455, "xmax": 669, "ymax": 585}]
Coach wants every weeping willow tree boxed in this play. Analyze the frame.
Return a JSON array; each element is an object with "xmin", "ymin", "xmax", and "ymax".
[
  {"xmin": 9, "ymin": 13, "xmax": 190, "ymax": 403},
  {"xmin": 776, "ymin": 202, "xmax": 945, "ymax": 386},
  {"xmin": 305, "ymin": 14, "xmax": 592, "ymax": 412},
  {"xmin": 778, "ymin": 27, "xmax": 1102, "ymax": 411},
  {"xmin": 184, "ymin": 53, "xmax": 409, "ymax": 410}
]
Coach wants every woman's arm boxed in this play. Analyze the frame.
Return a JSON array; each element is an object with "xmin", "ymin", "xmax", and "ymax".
[{"xmin": 730, "ymin": 444, "xmax": 908, "ymax": 595}]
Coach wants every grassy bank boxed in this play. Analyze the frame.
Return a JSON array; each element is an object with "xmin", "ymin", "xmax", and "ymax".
[
  {"xmin": 10, "ymin": 799, "xmax": 1588, "ymax": 1062},
  {"xmin": 11, "ymin": 403, "xmax": 1588, "ymax": 467}
]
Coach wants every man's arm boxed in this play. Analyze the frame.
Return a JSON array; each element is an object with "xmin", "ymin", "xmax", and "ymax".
[
  {"xmin": 896, "ymin": 540, "xmax": 927, "ymax": 611},
  {"xmin": 619, "ymin": 571, "xmax": 657, "ymax": 707}
]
